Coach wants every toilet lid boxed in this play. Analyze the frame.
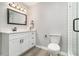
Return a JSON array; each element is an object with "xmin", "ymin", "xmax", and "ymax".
[{"xmin": 48, "ymin": 43, "xmax": 60, "ymax": 51}]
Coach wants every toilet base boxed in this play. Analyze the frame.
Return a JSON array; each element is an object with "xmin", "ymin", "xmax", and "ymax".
[
  {"xmin": 48, "ymin": 43, "xmax": 60, "ymax": 56},
  {"xmin": 48, "ymin": 50, "xmax": 60, "ymax": 56}
]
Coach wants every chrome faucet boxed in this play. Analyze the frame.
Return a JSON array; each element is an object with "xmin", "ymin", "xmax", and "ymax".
[{"xmin": 12, "ymin": 27, "xmax": 17, "ymax": 31}]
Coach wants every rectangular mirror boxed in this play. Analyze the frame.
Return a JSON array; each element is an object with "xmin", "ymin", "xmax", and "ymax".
[{"xmin": 7, "ymin": 8, "xmax": 27, "ymax": 25}]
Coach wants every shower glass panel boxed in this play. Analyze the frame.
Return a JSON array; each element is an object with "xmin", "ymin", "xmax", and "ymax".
[{"xmin": 72, "ymin": 2, "xmax": 79, "ymax": 56}]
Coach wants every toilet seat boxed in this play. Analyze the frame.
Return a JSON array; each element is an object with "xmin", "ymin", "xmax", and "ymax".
[{"xmin": 48, "ymin": 43, "xmax": 60, "ymax": 51}]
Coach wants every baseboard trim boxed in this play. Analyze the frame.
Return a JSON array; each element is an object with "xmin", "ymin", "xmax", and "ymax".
[
  {"xmin": 59, "ymin": 51, "xmax": 68, "ymax": 56},
  {"xmin": 36, "ymin": 45, "xmax": 48, "ymax": 50},
  {"xmin": 35, "ymin": 45, "xmax": 68, "ymax": 56},
  {"xmin": 20, "ymin": 46, "xmax": 35, "ymax": 56}
]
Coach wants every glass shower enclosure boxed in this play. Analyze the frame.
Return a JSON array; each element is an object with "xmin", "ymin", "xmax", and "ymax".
[{"xmin": 68, "ymin": 2, "xmax": 79, "ymax": 56}]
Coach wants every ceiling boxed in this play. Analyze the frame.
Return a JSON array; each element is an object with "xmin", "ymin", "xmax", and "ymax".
[{"xmin": 23, "ymin": 2, "xmax": 39, "ymax": 6}]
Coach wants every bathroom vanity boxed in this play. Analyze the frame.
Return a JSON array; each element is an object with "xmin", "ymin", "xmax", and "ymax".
[{"xmin": 0, "ymin": 31, "xmax": 36, "ymax": 56}]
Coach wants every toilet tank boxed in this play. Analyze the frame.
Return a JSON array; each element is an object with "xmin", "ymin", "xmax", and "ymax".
[{"xmin": 48, "ymin": 34, "xmax": 61, "ymax": 44}]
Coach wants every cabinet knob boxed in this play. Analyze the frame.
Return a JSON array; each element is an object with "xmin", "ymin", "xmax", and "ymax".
[
  {"xmin": 20, "ymin": 39, "xmax": 24, "ymax": 44},
  {"xmin": 20, "ymin": 40, "xmax": 21, "ymax": 43},
  {"xmin": 32, "ymin": 37, "xmax": 34, "ymax": 39},
  {"xmin": 21, "ymin": 39, "xmax": 24, "ymax": 43},
  {"xmin": 32, "ymin": 43, "xmax": 34, "ymax": 45},
  {"xmin": 32, "ymin": 33, "xmax": 34, "ymax": 34}
]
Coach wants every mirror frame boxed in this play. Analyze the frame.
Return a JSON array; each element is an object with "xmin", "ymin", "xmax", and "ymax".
[{"xmin": 7, "ymin": 8, "xmax": 27, "ymax": 25}]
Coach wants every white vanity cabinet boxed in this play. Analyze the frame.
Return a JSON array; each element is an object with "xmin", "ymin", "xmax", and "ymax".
[
  {"xmin": 28, "ymin": 32, "xmax": 36, "ymax": 48},
  {"xmin": 0, "ymin": 31, "xmax": 36, "ymax": 56},
  {"xmin": 9, "ymin": 38, "xmax": 21, "ymax": 56}
]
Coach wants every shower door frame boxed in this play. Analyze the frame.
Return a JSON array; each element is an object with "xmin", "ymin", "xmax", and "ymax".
[{"xmin": 68, "ymin": 2, "xmax": 79, "ymax": 56}]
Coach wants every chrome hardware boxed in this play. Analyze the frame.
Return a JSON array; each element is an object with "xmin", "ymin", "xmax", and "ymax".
[
  {"xmin": 20, "ymin": 40, "xmax": 21, "ymax": 43},
  {"xmin": 20, "ymin": 39, "xmax": 24, "ymax": 43},
  {"xmin": 32, "ymin": 37, "xmax": 34, "ymax": 39}
]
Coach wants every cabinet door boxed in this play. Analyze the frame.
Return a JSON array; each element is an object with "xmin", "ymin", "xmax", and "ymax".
[
  {"xmin": 9, "ymin": 39, "xmax": 21, "ymax": 56},
  {"xmin": 20, "ymin": 36, "xmax": 28, "ymax": 53}
]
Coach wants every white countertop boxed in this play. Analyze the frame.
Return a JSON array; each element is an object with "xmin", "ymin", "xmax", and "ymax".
[{"xmin": 0, "ymin": 30, "xmax": 36, "ymax": 34}]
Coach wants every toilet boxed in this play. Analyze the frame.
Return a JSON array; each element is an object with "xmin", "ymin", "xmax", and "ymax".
[{"xmin": 48, "ymin": 34, "xmax": 61, "ymax": 56}]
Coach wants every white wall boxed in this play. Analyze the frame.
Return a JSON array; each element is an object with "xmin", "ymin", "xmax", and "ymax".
[
  {"xmin": 35, "ymin": 2, "xmax": 68, "ymax": 53},
  {"xmin": 0, "ymin": 2, "xmax": 32, "ymax": 32}
]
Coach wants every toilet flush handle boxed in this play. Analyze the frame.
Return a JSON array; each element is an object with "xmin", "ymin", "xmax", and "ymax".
[{"xmin": 45, "ymin": 34, "xmax": 48, "ymax": 38}]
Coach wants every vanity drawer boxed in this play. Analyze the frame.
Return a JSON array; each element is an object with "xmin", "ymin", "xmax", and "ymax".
[
  {"xmin": 31, "ymin": 32, "xmax": 36, "ymax": 35},
  {"xmin": 9, "ymin": 33, "xmax": 27, "ymax": 40},
  {"xmin": 31, "ymin": 32, "xmax": 36, "ymax": 37}
]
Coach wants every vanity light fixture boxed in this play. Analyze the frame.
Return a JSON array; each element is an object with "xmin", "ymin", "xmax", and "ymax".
[
  {"xmin": 9, "ymin": 2, "xmax": 16, "ymax": 7},
  {"xmin": 20, "ymin": 8, "xmax": 23, "ymax": 11},
  {"xmin": 11, "ymin": 4, "xmax": 16, "ymax": 7},
  {"xmin": 9, "ymin": 2, "xmax": 27, "ymax": 12},
  {"xmin": 16, "ymin": 6, "xmax": 20, "ymax": 9},
  {"xmin": 24, "ymin": 9, "xmax": 26, "ymax": 12}
]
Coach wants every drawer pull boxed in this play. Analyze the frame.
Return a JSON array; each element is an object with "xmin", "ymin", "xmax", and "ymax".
[
  {"xmin": 32, "ymin": 43, "xmax": 34, "ymax": 45},
  {"xmin": 21, "ymin": 39, "xmax": 24, "ymax": 43},
  {"xmin": 32, "ymin": 33, "xmax": 34, "ymax": 34},
  {"xmin": 32, "ymin": 37, "xmax": 34, "ymax": 39},
  {"xmin": 20, "ymin": 40, "xmax": 21, "ymax": 43}
]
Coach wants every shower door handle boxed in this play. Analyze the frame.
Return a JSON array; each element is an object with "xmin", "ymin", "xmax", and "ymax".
[{"xmin": 73, "ymin": 18, "xmax": 79, "ymax": 32}]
